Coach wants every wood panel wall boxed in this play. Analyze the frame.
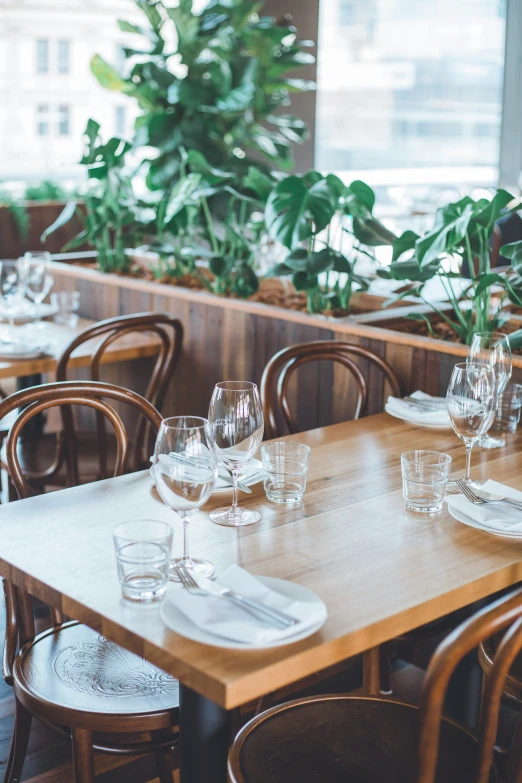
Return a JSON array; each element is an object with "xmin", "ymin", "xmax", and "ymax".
[{"xmin": 0, "ymin": 203, "xmax": 85, "ymax": 259}]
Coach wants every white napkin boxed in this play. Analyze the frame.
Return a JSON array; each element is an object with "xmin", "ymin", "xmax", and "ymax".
[
  {"xmin": 446, "ymin": 480, "xmax": 522, "ymax": 533},
  {"xmin": 166, "ymin": 564, "xmax": 327, "ymax": 646},
  {"xmin": 216, "ymin": 459, "xmax": 262, "ymax": 490},
  {"xmin": 386, "ymin": 391, "xmax": 450, "ymax": 426}
]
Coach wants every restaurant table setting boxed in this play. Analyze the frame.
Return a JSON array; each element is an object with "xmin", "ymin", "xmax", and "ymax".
[
  {"xmin": 446, "ymin": 480, "xmax": 522, "ymax": 538},
  {"xmin": 385, "ymin": 390, "xmax": 450, "ymax": 428}
]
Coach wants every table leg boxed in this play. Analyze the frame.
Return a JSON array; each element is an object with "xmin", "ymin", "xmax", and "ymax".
[{"xmin": 179, "ymin": 684, "xmax": 231, "ymax": 783}]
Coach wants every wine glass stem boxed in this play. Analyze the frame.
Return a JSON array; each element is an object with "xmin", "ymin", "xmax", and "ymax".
[
  {"xmin": 231, "ymin": 469, "xmax": 240, "ymax": 512},
  {"xmin": 181, "ymin": 512, "xmax": 190, "ymax": 565},
  {"xmin": 8, "ymin": 312, "xmax": 14, "ymax": 341},
  {"xmin": 465, "ymin": 442, "xmax": 473, "ymax": 482}
]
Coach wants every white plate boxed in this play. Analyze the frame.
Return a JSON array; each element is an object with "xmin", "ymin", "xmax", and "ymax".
[
  {"xmin": 0, "ymin": 301, "xmax": 57, "ymax": 324},
  {"xmin": 149, "ymin": 460, "xmax": 263, "ymax": 494},
  {"xmin": 0, "ymin": 342, "xmax": 52, "ymax": 360},
  {"xmin": 447, "ymin": 504, "xmax": 522, "ymax": 539},
  {"xmin": 160, "ymin": 575, "xmax": 327, "ymax": 650},
  {"xmin": 385, "ymin": 404, "xmax": 451, "ymax": 429}
]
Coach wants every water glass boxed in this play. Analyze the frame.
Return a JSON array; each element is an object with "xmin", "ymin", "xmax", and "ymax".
[
  {"xmin": 51, "ymin": 291, "xmax": 80, "ymax": 327},
  {"xmin": 401, "ymin": 450, "xmax": 452, "ymax": 513},
  {"xmin": 491, "ymin": 383, "xmax": 522, "ymax": 433},
  {"xmin": 261, "ymin": 442, "xmax": 310, "ymax": 503},
  {"xmin": 113, "ymin": 519, "xmax": 173, "ymax": 602},
  {"xmin": 22, "ymin": 251, "xmax": 54, "ymax": 329},
  {"xmin": 468, "ymin": 331, "xmax": 512, "ymax": 449}
]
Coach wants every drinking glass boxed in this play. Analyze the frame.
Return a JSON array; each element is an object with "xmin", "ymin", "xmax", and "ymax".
[
  {"xmin": 22, "ymin": 251, "xmax": 54, "ymax": 329},
  {"xmin": 153, "ymin": 416, "xmax": 217, "ymax": 580},
  {"xmin": 261, "ymin": 442, "xmax": 310, "ymax": 503},
  {"xmin": 113, "ymin": 519, "xmax": 173, "ymax": 602},
  {"xmin": 491, "ymin": 383, "xmax": 522, "ymax": 433},
  {"xmin": 0, "ymin": 260, "xmax": 22, "ymax": 345},
  {"xmin": 51, "ymin": 290, "xmax": 80, "ymax": 327},
  {"xmin": 401, "ymin": 450, "xmax": 452, "ymax": 513},
  {"xmin": 468, "ymin": 331, "xmax": 512, "ymax": 449},
  {"xmin": 446, "ymin": 362, "xmax": 496, "ymax": 488},
  {"xmin": 208, "ymin": 381, "xmax": 264, "ymax": 527}
]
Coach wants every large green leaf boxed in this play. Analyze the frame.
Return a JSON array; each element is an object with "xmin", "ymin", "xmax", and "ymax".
[
  {"xmin": 265, "ymin": 174, "xmax": 336, "ymax": 248},
  {"xmin": 392, "ymin": 230, "xmax": 420, "ymax": 262},
  {"xmin": 386, "ymin": 258, "xmax": 439, "ymax": 282},
  {"xmin": 90, "ymin": 55, "xmax": 127, "ymax": 91},
  {"xmin": 509, "ymin": 329, "xmax": 522, "ymax": 350},
  {"xmin": 242, "ymin": 167, "xmax": 274, "ymax": 202},
  {"xmin": 163, "ymin": 174, "xmax": 202, "ymax": 225},
  {"xmin": 352, "ymin": 217, "xmax": 396, "ymax": 246},
  {"xmin": 473, "ymin": 189, "xmax": 514, "ymax": 231},
  {"xmin": 216, "ymin": 59, "xmax": 258, "ymax": 112},
  {"xmin": 41, "ymin": 200, "xmax": 78, "ymax": 242}
]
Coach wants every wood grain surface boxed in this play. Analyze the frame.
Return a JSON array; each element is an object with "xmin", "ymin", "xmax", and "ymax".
[
  {"xmin": 0, "ymin": 414, "xmax": 521, "ymax": 709},
  {"xmin": 0, "ymin": 318, "xmax": 162, "ymax": 380}
]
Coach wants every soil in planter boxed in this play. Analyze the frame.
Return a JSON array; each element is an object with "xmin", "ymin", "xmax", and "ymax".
[{"xmin": 388, "ymin": 313, "xmax": 522, "ymax": 354}]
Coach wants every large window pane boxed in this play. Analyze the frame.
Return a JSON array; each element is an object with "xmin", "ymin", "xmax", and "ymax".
[{"xmin": 316, "ymin": 0, "xmax": 507, "ymax": 200}]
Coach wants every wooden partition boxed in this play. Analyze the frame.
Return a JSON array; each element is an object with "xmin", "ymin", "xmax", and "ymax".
[
  {"xmin": 50, "ymin": 262, "xmax": 522, "ymax": 434},
  {"xmin": 0, "ymin": 202, "xmax": 85, "ymax": 259}
]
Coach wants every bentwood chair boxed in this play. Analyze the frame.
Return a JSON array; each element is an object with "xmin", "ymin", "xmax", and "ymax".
[
  {"xmin": 260, "ymin": 340, "xmax": 401, "ymax": 439},
  {"xmin": 228, "ymin": 588, "xmax": 522, "ymax": 783},
  {"xmin": 0, "ymin": 381, "xmax": 179, "ymax": 782},
  {"xmin": 9, "ymin": 312, "xmax": 183, "ymax": 491}
]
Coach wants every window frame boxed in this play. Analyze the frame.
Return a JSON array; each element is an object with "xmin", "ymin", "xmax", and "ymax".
[
  {"xmin": 36, "ymin": 38, "xmax": 49, "ymax": 74},
  {"xmin": 36, "ymin": 104, "xmax": 49, "ymax": 137},
  {"xmin": 58, "ymin": 105, "xmax": 70, "ymax": 136},
  {"xmin": 58, "ymin": 39, "xmax": 70, "ymax": 75}
]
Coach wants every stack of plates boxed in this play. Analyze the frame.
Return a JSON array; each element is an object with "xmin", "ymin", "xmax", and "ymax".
[{"xmin": 385, "ymin": 391, "xmax": 450, "ymax": 429}]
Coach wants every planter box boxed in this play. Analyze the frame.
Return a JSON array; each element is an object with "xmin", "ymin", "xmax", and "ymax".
[
  {"xmin": 50, "ymin": 260, "xmax": 522, "ymax": 431},
  {"xmin": 0, "ymin": 202, "xmax": 86, "ymax": 259}
]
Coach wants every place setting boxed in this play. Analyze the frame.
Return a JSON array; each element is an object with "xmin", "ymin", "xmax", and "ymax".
[{"xmin": 138, "ymin": 380, "xmax": 323, "ymax": 650}]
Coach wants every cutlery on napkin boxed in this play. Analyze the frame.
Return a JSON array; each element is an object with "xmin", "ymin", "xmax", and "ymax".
[
  {"xmin": 165, "ymin": 564, "xmax": 327, "ymax": 646},
  {"xmin": 446, "ymin": 480, "xmax": 522, "ymax": 533},
  {"xmin": 386, "ymin": 391, "xmax": 450, "ymax": 425}
]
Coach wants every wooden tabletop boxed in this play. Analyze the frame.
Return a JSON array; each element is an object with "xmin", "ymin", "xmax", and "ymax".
[
  {"xmin": 0, "ymin": 414, "xmax": 521, "ymax": 709},
  {"xmin": 0, "ymin": 318, "xmax": 162, "ymax": 379}
]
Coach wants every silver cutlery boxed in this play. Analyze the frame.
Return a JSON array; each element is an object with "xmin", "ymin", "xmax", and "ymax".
[
  {"xmin": 218, "ymin": 470, "xmax": 253, "ymax": 494},
  {"xmin": 175, "ymin": 565, "xmax": 298, "ymax": 629},
  {"xmin": 403, "ymin": 396, "xmax": 446, "ymax": 412},
  {"xmin": 156, "ymin": 453, "xmax": 252, "ymax": 493},
  {"xmin": 457, "ymin": 480, "xmax": 522, "ymax": 512}
]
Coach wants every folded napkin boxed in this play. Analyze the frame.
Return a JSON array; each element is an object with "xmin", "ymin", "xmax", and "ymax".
[
  {"xmin": 150, "ymin": 457, "xmax": 263, "ymax": 491},
  {"xmin": 386, "ymin": 390, "xmax": 450, "ymax": 426},
  {"xmin": 166, "ymin": 564, "xmax": 327, "ymax": 646},
  {"xmin": 446, "ymin": 480, "xmax": 522, "ymax": 534}
]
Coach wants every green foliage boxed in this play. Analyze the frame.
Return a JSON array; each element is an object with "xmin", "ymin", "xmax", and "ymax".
[
  {"xmin": 0, "ymin": 191, "xmax": 30, "ymax": 240},
  {"xmin": 380, "ymin": 190, "xmax": 522, "ymax": 344},
  {"xmin": 24, "ymin": 180, "xmax": 70, "ymax": 202},
  {"xmin": 42, "ymin": 120, "xmax": 150, "ymax": 274}
]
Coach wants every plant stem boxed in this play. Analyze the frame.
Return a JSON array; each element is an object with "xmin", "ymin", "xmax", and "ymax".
[{"xmin": 201, "ymin": 197, "xmax": 219, "ymax": 255}]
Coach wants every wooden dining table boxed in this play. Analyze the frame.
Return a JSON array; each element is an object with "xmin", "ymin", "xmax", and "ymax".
[{"xmin": 0, "ymin": 413, "xmax": 521, "ymax": 782}]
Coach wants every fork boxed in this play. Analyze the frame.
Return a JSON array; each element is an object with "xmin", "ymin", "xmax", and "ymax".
[
  {"xmin": 403, "ymin": 396, "xmax": 446, "ymax": 412},
  {"xmin": 457, "ymin": 480, "xmax": 522, "ymax": 512},
  {"xmin": 175, "ymin": 566, "xmax": 298, "ymax": 629}
]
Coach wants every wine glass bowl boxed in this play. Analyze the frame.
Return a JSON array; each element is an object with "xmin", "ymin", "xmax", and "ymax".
[
  {"xmin": 22, "ymin": 251, "xmax": 54, "ymax": 330},
  {"xmin": 208, "ymin": 381, "xmax": 264, "ymax": 527},
  {"xmin": 468, "ymin": 331, "xmax": 512, "ymax": 449},
  {"xmin": 153, "ymin": 416, "xmax": 217, "ymax": 580},
  {"xmin": 0, "ymin": 260, "xmax": 22, "ymax": 345},
  {"xmin": 446, "ymin": 362, "xmax": 496, "ymax": 488}
]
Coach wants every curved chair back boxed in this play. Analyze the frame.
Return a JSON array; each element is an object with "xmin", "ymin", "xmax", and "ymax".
[
  {"xmin": 0, "ymin": 381, "xmax": 162, "ymax": 496},
  {"xmin": 0, "ymin": 380, "xmax": 163, "ymax": 687},
  {"xmin": 260, "ymin": 340, "xmax": 401, "ymax": 439}
]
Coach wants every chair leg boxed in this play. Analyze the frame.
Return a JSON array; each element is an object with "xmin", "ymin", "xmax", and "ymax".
[
  {"xmin": 154, "ymin": 750, "xmax": 174, "ymax": 783},
  {"xmin": 4, "ymin": 697, "xmax": 32, "ymax": 783},
  {"xmin": 72, "ymin": 728, "xmax": 95, "ymax": 783}
]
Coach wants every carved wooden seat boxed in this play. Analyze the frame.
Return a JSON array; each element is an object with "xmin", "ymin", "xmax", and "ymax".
[
  {"xmin": 229, "ymin": 588, "xmax": 522, "ymax": 783},
  {"xmin": 0, "ymin": 382, "xmax": 179, "ymax": 782},
  {"xmin": 260, "ymin": 340, "xmax": 401, "ymax": 439}
]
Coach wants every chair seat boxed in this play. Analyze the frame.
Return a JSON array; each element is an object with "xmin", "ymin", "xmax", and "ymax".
[
  {"xmin": 230, "ymin": 696, "xmax": 497, "ymax": 783},
  {"xmin": 14, "ymin": 622, "xmax": 179, "ymax": 718}
]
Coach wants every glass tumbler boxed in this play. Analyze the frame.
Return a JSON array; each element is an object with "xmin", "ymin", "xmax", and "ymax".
[
  {"xmin": 51, "ymin": 290, "xmax": 80, "ymax": 327},
  {"xmin": 261, "ymin": 442, "xmax": 310, "ymax": 503},
  {"xmin": 401, "ymin": 450, "xmax": 452, "ymax": 513},
  {"xmin": 113, "ymin": 519, "xmax": 173, "ymax": 602},
  {"xmin": 491, "ymin": 383, "xmax": 522, "ymax": 433}
]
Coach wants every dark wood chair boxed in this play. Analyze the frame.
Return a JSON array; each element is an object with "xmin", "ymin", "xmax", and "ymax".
[
  {"xmin": 8, "ymin": 312, "xmax": 183, "ymax": 491},
  {"xmin": 228, "ymin": 588, "xmax": 522, "ymax": 783},
  {"xmin": 0, "ymin": 381, "xmax": 179, "ymax": 782},
  {"xmin": 260, "ymin": 340, "xmax": 401, "ymax": 439}
]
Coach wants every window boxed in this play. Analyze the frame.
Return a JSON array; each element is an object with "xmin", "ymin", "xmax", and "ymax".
[
  {"xmin": 36, "ymin": 104, "xmax": 49, "ymax": 136},
  {"xmin": 316, "ymin": 0, "xmax": 507, "ymax": 197},
  {"xmin": 58, "ymin": 105, "xmax": 70, "ymax": 136},
  {"xmin": 36, "ymin": 39, "xmax": 49, "ymax": 74},
  {"xmin": 115, "ymin": 106, "xmax": 126, "ymax": 136},
  {"xmin": 115, "ymin": 43, "xmax": 126, "ymax": 72},
  {"xmin": 58, "ymin": 39, "xmax": 70, "ymax": 74}
]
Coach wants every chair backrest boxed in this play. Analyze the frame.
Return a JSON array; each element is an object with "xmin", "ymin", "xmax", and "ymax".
[
  {"xmin": 56, "ymin": 312, "xmax": 182, "ymax": 477},
  {"xmin": 260, "ymin": 340, "xmax": 401, "ymax": 439},
  {"xmin": 417, "ymin": 586, "xmax": 522, "ymax": 783},
  {"xmin": 0, "ymin": 381, "xmax": 163, "ymax": 497},
  {"xmin": 0, "ymin": 380, "xmax": 163, "ymax": 686}
]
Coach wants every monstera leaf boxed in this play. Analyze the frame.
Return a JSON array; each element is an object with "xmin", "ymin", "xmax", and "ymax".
[{"xmin": 265, "ymin": 172, "xmax": 337, "ymax": 249}]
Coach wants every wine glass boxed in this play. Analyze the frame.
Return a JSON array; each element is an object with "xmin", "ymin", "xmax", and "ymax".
[
  {"xmin": 447, "ymin": 362, "xmax": 496, "ymax": 488},
  {"xmin": 468, "ymin": 332, "xmax": 512, "ymax": 449},
  {"xmin": 22, "ymin": 251, "xmax": 54, "ymax": 329},
  {"xmin": 0, "ymin": 260, "xmax": 22, "ymax": 345},
  {"xmin": 208, "ymin": 381, "xmax": 264, "ymax": 527},
  {"xmin": 153, "ymin": 416, "xmax": 218, "ymax": 580}
]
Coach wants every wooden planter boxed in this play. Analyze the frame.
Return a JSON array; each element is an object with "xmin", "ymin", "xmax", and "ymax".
[
  {"xmin": 50, "ymin": 260, "xmax": 522, "ymax": 431},
  {"xmin": 0, "ymin": 202, "xmax": 85, "ymax": 259}
]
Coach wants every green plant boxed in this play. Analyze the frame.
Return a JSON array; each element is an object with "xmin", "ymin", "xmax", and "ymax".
[
  {"xmin": 0, "ymin": 190, "xmax": 30, "ymax": 241},
  {"xmin": 24, "ymin": 180, "xmax": 69, "ymax": 202},
  {"xmin": 42, "ymin": 120, "xmax": 149, "ymax": 273},
  {"xmin": 263, "ymin": 171, "xmax": 396, "ymax": 313},
  {"xmin": 91, "ymin": 0, "xmax": 314, "ymax": 193},
  {"xmin": 380, "ymin": 190, "xmax": 522, "ymax": 345}
]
